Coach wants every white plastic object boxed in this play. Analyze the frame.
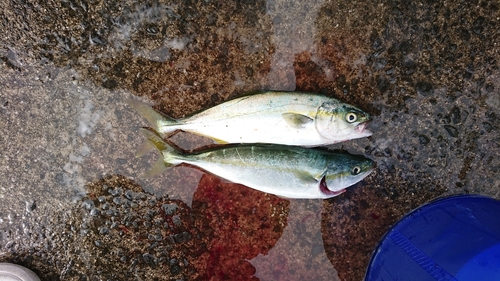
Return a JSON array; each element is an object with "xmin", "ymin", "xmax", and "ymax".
[{"xmin": 0, "ymin": 263, "xmax": 40, "ymax": 281}]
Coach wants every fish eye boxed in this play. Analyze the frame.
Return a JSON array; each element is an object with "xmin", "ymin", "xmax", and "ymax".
[
  {"xmin": 351, "ymin": 166, "xmax": 361, "ymax": 175},
  {"xmin": 345, "ymin": 112, "xmax": 358, "ymax": 123}
]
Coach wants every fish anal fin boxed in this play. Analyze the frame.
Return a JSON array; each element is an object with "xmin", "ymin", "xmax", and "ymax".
[
  {"xmin": 282, "ymin": 113, "xmax": 314, "ymax": 128},
  {"xmin": 182, "ymin": 130, "xmax": 229, "ymax": 145},
  {"xmin": 212, "ymin": 137, "xmax": 229, "ymax": 145}
]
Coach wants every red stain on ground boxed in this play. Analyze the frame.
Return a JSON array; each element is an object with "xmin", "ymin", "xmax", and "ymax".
[{"xmin": 191, "ymin": 174, "xmax": 290, "ymax": 281}]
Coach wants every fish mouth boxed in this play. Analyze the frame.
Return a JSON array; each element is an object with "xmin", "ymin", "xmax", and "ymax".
[
  {"xmin": 319, "ymin": 176, "xmax": 346, "ymax": 197},
  {"xmin": 355, "ymin": 121, "xmax": 372, "ymax": 135}
]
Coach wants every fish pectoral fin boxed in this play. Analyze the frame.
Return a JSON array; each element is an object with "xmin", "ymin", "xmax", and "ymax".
[
  {"xmin": 282, "ymin": 113, "xmax": 314, "ymax": 128},
  {"xmin": 293, "ymin": 171, "xmax": 319, "ymax": 185}
]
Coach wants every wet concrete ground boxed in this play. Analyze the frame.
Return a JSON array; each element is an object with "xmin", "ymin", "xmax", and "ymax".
[{"xmin": 1, "ymin": 0, "xmax": 499, "ymax": 280}]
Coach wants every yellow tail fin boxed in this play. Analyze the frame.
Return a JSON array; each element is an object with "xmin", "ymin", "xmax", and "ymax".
[
  {"xmin": 138, "ymin": 128, "xmax": 179, "ymax": 178},
  {"xmin": 126, "ymin": 99, "xmax": 178, "ymax": 133}
]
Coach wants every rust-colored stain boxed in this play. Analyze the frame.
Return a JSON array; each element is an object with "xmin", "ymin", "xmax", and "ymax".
[{"xmin": 191, "ymin": 174, "xmax": 289, "ymax": 281}]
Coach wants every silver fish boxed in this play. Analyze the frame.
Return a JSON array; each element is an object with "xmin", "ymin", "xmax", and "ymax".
[
  {"xmin": 139, "ymin": 128, "xmax": 374, "ymax": 199},
  {"xmin": 127, "ymin": 91, "xmax": 372, "ymax": 146}
]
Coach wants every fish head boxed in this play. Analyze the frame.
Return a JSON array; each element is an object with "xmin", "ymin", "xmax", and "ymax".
[
  {"xmin": 315, "ymin": 101, "xmax": 372, "ymax": 142},
  {"xmin": 321, "ymin": 154, "xmax": 375, "ymax": 197}
]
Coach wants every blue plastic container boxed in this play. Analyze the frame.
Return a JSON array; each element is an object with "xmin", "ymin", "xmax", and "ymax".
[{"xmin": 365, "ymin": 195, "xmax": 500, "ymax": 281}]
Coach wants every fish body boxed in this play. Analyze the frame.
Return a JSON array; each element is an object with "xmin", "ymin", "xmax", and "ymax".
[
  {"xmin": 127, "ymin": 91, "xmax": 372, "ymax": 146},
  {"xmin": 140, "ymin": 129, "xmax": 374, "ymax": 199}
]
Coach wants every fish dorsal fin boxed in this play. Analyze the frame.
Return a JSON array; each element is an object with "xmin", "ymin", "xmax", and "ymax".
[{"xmin": 282, "ymin": 113, "xmax": 314, "ymax": 128}]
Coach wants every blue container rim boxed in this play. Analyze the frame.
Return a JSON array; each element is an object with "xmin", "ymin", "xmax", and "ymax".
[{"xmin": 364, "ymin": 194, "xmax": 500, "ymax": 280}]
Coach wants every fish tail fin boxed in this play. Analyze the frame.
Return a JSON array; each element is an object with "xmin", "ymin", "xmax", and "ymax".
[
  {"xmin": 139, "ymin": 128, "xmax": 180, "ymax": 178},
  {"xmin": 126, "ymin": 99, "xmax": 178, "ymax": 134},
  {"xmin": 135, "ymin": 139, "xmax": 155, "ymax": 158}
]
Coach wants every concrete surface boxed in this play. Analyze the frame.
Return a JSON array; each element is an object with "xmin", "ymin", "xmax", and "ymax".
[{"xmin": 0, "ymin": 0, "xmax": 499, "ymax": 280}]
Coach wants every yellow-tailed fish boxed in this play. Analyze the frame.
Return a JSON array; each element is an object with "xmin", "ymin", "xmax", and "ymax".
[
  {"xmin": 127, "ymin": 91, "xmax": 372, "ymax": 146},
  {"xmin": 139, "ymin": 128, "xmax": 374, "ymax": 199}
]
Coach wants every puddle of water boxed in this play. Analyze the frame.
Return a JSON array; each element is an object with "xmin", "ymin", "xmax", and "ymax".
[
  {"xmin": 251, "ymin": 200, "xmax": 337, "ymax": 280},
  {"xmin": 265, "ymin": 0, "xmax": 327, "ymax": 90}
]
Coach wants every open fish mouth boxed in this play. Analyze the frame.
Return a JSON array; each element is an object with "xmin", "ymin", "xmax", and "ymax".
[
  {"xmin": 319, "ymin": 177, "xmax": 346, "ymax": 197},
  {"xmin": 355, "ymin": 121, "xmax": 372, "ymax": 135}
]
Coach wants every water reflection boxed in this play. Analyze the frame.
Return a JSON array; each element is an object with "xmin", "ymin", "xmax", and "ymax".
[{"xmin": 265, "ymin": 0, "xmax": 326, "ymax": 90}]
